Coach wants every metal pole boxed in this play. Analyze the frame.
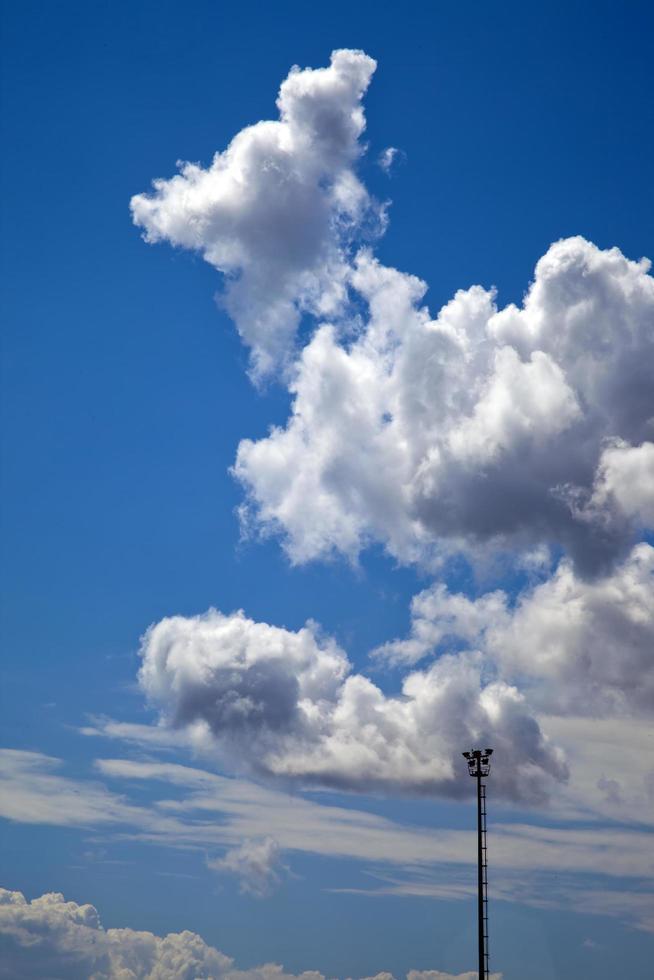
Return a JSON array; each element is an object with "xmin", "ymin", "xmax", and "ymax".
[
  {"xmin": 477, "ymin": 768, "xmax": 484, "ymax": 980},
  {"xmin": 463, "ymin": 749, "xmax": 492, "ymax": 980}
]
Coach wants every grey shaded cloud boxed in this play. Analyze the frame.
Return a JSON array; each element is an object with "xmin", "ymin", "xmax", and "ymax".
[
  {"xmin": 137, "ymin": 609, "xmax": 566, "ymax": 803},
  {"xmin": 133, "ymin": 51, "xmax": 654, "ymax": 572},
  {"xmin": 208, "ymin": 837, "xmax": 287, "ymax": 897},
  {"xmin": 376, "ymin": 543, "xmax": 654, "ymax": 717},
  {"xmin": 235, "ymin": 241, "xmax": 654, "ymax": 576}
]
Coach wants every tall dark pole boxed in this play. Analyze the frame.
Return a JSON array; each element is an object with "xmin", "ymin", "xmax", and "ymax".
[
  {"xmin": 476, "ymin": 769, "xmax": 484, "ymax": 980},
  {"xmin": 463, "ymin": 749, "xmax": 493, "ymax": 980}
]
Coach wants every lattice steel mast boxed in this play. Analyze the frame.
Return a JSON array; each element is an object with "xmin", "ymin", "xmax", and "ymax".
[{"xmin": 463, "ymin": 749, "xmax": 493, "ymax": 980}]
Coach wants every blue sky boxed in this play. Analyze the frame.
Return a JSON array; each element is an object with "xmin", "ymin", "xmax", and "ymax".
[{"xmin": 1, "ymin": 2, "xmax": 653, "ymax": 978}]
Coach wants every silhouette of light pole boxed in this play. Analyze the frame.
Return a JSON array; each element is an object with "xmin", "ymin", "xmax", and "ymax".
[{"xmin": 463, "ymin": 749, "xmax": 493, "ymax": 980}]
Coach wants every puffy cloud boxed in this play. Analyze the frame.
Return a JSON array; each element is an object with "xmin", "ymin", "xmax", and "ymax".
[
  {"xmin": 373, "ymin": 586, "xmax": 506, "ymax": 668},
  {"xmin": 0, "ymin": 887, "xmax": 231, "ymax": 980},
  {"xmin": 133, "ymin": 50, "xmax": 653, "ymax": 569},
  {"xmin": 126, "ymin": 51, "xmax": 654, "ymax": 951},
  {"xmin": 138, "ymin": 608, "xmax": 349, "ymax": 753},
  {"xmin": 208, "ymin": 837, "xmax": 287, "ymax": 897},
  {"xmin": 376, "ymin": 543, "xmax": 654, "ymax": 717},
  {"xmin": 0, "ymin": 886, "xmax": 327, "ymax": 980},
  {"xmin": 586, "ymin": 439, "xmax": 654, "ymax": 527},
  {"xmin": 138, "ymin": 608, "xmax": 566, "ymax": 802},
  {"xmin": 493, "ymin": 543, "xmax": 654, "ymax": 715},
  {"xmin": 131, "ymin": 50, "xmax": 379, "ymax": 377},
  {"xmin": 0, "ymin": 886, "xmax": 501, "ymax": 980},
  {"xmin": 236, "ymin": 240, "xmax": 654, "ymax": 574}
]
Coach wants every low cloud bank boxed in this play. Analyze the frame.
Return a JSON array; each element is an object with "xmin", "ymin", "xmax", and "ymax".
[{"xmin": 0, "ymin": 887, "xmax": 500, "ymax": 980}]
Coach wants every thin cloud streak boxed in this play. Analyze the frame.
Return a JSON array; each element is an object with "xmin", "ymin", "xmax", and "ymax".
[{"xmin": 2, "ymin": 748, "xmax": 653, "ymax": 931}]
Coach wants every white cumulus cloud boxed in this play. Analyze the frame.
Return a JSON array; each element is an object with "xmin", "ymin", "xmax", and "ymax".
[
  {"xmin": 131, "ymin": 49, "xmax": 380, "ymax": 378},
  {"xmin": 0, "ymin": 886, "xmax": 500, "ymax": 980},
  {"xmin": 134, "ymin": 52, "xmax": 654, "ymax": 574},
  {"xmin": 235, "ymin": 239, "xmax": 654, "ymax": 575},
  {"xmin": 137, "ymin": 608, "xmax": 566, "ymax": 803},
  {"xmin": 586, "ymin": 439, "xmax": 654, "ymax": 527},
  {"xmin": 127, "ymin": 53, "xmax": 654, "ymax": 931},
  {"xmin": 376, "ymin": 543, "xmax": 654, "ymax": 717},
  {"xmin": 0, "ymin": 886, "xmax": 231, "ymax": 980}
]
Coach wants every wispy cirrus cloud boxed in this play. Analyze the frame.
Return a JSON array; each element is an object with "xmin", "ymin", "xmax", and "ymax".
[
  {"xmin": 341, "ymin": 868, "xmax": 654, "ymax": 935},
  {"xmin": 2, "ymin": 748, "xmax": 653, "ymax": 932}
]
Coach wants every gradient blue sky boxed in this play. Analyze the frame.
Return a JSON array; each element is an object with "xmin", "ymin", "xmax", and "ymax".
[{"xmin": 1, "ymin": 2, "xmax": 653, "ymax": 978}]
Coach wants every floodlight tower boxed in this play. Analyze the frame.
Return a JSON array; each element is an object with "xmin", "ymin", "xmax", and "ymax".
[{"xmin": 462, "ymin": 748, "xmax": 493, "ymax": 980}]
